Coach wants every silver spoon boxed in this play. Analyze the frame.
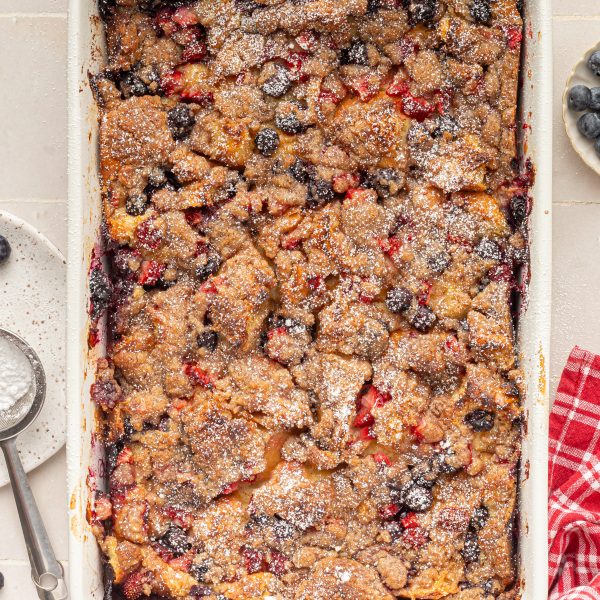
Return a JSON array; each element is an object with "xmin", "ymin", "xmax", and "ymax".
[{"xmin": 0, "ymin": 328, "xmax": 68, "ymax": 600}]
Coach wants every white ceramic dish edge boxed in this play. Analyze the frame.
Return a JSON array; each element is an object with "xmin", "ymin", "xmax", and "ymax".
[{"xmin": 66, "ymin": 3, "xmax": 552, "ymax": 598}]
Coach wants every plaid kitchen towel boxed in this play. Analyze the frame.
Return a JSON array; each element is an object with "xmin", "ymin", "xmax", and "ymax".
[{"xmin": 549, "ymin": 347, "xmax": 600, "ymax": 600}]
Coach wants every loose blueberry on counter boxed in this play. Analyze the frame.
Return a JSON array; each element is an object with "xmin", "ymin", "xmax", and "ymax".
[
  {"xmin": 588, "ymin": 50, "xmax": 600, "ymax": 77},
  {"xmin": 275, "ymin": 113, "xmax": 307, "ymax": 135},
  {"xmin": 125, "ymin": 193, "xmax": 149, "ymax": 216},
  {"xmin": 197, "ymin": 330, "xmax": 218, "ymax": 351},
  {"xmin": 254, "ymin": 128, "xmax": 280, "ymax": 156},
  {"xmin": 408, "ymin": 0, "xmax": 438, "ymax": 24},
  {"xmin": 340, "ymin": 41, "xmax": 369, "ymax": 66},
  {"xmin": 386, "ymin": 287, "xmax": 414, "ymax": 314},
  {"xmin": 568, "ymin": 85, "xmax": 592, "ymax": 111},
  {"xmin": 464, "ymin": 409, "xmax": 495, "ymax": 432},
  {"xmin": 167, "ymin": 104, "xmax": 196, "ymax": 140},
  {"xmin": 196, "ymin": 254, "xmax": 221, "ymax": 281},
  {"xmin": 261, "ymin": 68, "xmax": 292, "ymax": 98},
  {"xmin": 589, "ymin": 87, "xmax": 600, "ymax": 112},
  {"xmin": 577, "ymin": 112, "xmax": 600, "ymax": 139},
  {"xmin": 474, "ymin": 237, "xmax": 502, "ymax": 261},
  {"xmin": 0, "ymin": 235, "xmax": 11, "ymax": 263},
  {"xmin": 470, "ymin": 0, "xmax": 492, "ymax": 24},
  {"xmin": 411, "ymin": 305, "xmax": 436, "ymax": 332}
]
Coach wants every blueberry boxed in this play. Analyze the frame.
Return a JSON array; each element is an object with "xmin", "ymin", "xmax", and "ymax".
[
  {"xmin": 510, "ymin": 194, "xmax": 528, "ymax": 227},
  {"xmin": 307, "ymin": 180, "xmax": 334, "ymax": 208},
  {"xmin": 189, "ymin": 563, "xmax": 209, "ymax": 582},
  {"xmin": 261, "ymin": 68, "xmax": 292, "ymax": 98},
  {"xmin": 464, "ymin": 409, "xmax": 495, "ymax": 432},
  {"xmin": 125, "ymin": 193, "xmax": 149, "ymax": 216},
  {"xmin": 197, "ymin": 330, "xmax": 218, "ymax": 351},
  {"xmin": 254, "ymin": 128, "xmax": 280, "ymax": 156},
  {"xmin": 340, "ymin": 41, "xmax": 369, "ymax": 66},
  {"xmin": 167, "ymin": 105, "xmax": 196, "ymax": 140},
  {"xmin": 470, "ymin": 0, "xmax": 491, "ymax": 24},
  {"xmin": 475, "ymin": 238, "xmax": 502, "ymax": 261},
  {"xmin": 462, "ymin": 529, "xmax": 480, "ymax": 563},
  {"xmin": 588, "ymin": 50, "xmax": 600, "ymax": 77},
  {"xmin": 234, "ymin": 0, "xmax": 262, "ymax": 13},
  {"xmin": 432, "ymin": 115, "xmax": 459, "ymax": 139},
  {"xmin": 428, "ymin": 252, "xmax": 451, "ymax": 274},
  {"xmin": 159, "ymin": 526, "xmax": 191, "ymax": 556},
  {"xmin": 196, "ymin": 255, "xmax": 221, "ymax": 281},
  {"xmin": 0, "ymin": 235, "xmax": 11, "ymax": 263},
  {"xmin": 568, "ymin": 85, "xmax": 591, "ymax": 111},
  {"xmin": 289, "ymin": 158, "xmax": 311, "ymax": 183},
  {"xmin": 275, "ymin": 114, "xmax": 307, "ymax": 135},
  {"xmin": 367, "ymin": 168, "xmax": 404, "ymax": 198},
  {"xmin": 577, "ymin": 112, "xmax": 600, "ymax": 138},
  {"xmin": 119, "ymin": 71, "xmax": 148, "ymax": 99},
  {"xmin": 469, "ymin": 505, "xmax": 489, "ymax": 530},
  {"xmin": 411, "ymin": 305, "xmax": 436, "ymax": 332},
  {"xmin": 386, "ymin": 287, "xmax": 413, "ymax": 313},
  {"xmin": 590, "ymin": 87, "xmax": 600, "ymax": 111},
  {"xmin": 89, "ymin": 268, "xmax": 112, "ymax": 314},
  {"xmin": 399, "ymin": 482, "xmax": 433, "ymax": 512},
  {"xmin": 595, "ymin": 136, "xmax": 600, "ymax": 158},
  {"xmin": 0, "ymin": 571, "xmax": 3, "ymax": 589},
  {"xmin": 367, "ymin": 0, "xmax": 384, "ymax": 12},
  {"xmin": 408, "ymin": 0, "xmax": 438, "ymax": 24}
]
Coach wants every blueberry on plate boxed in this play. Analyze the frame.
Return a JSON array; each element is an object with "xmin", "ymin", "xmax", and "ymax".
[
  {"xmin": 590, "ymin": 87, "xmax": 600, "ymax": 112},
  {"xmin": 568, "ymin": 85, "xmax": 591, "ymax": 111},
  {"xmin": 577, "ymin": 112, "xmax": 600, "ymax": 138},
  {"xmin": 0, "ymin": 235, "xmax": 11, "ymax": 263},
  {"xmin": 588, "ymin": 50, "xmax": 600, "ymax": 77}
]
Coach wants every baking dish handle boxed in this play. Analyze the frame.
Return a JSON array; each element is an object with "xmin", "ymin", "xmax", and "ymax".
[{"xmin": 1, "ymin": 438, "xmax": 68, "ymax": 600}]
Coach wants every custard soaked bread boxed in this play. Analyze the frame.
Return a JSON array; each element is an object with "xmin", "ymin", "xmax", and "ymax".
[{"xmin": 91, "ymin": 1, "xmax": 527, "ymax": 598}]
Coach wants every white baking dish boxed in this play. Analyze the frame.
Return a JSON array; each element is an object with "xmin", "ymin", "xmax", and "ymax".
[{"xmin": 66, "ymin": 2, "xmax": 552, "ymax": 597}]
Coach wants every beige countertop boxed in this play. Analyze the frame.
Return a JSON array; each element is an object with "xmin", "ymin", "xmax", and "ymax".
[{"xmin": 0, "ymin": 0, "xmax": 599, "ymax": 596}]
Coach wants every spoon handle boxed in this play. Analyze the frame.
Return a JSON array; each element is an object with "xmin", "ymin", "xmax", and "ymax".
[{"xmin": 1, "ymin": 438, "xmax": 68, "ymax": 600}]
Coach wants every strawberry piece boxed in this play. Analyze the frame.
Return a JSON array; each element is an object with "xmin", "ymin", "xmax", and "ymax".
[
  {"xmin": 386, "ymin": 79, "xmax": 410, "ymax": 98},
  {"xmin": 411, "ymin": 423, "xmax": 425, "ymax": 442},
  {"xmin": 199, "ymin": 279, "xmax": 218, "ymax": 294},
  {"xmin": 379, "ymin": 503, "xmax": 401, "ymax": 520},
  {"xmin": 282, "ymin": 237, "xmax": 301, "ymax": 250},
  {"xmin": 183, "ymin": 363, "xmax": 214, "ymax": 388},
  {"xmin": 417, "ymin": 280, "xmax": 433, "ymax": 306},
  {"xmin": 242, "ymin": 547, "xmax": 269, "ymax": 574},
  {"xmin": 180, "ymin": 90, "xmax": 214, "ymax": 106},
  {"xmin": 221, "ymin": 481, "xmax": 239, "ymax": 495},
  {"xmin": 307, "ymin": 275, "xmax": 323, "ymax": 291},
  {"xmin": 164, "ymin": 506, "xmax": 194, "ymax": 529},
  {"xmin": 445, "ymin": 335, "xmax": 460, "ymax": 352},
  {"xmin": 488, "ymin": 263, "xmax": 513, "ymax": 283},
  {"xmin": 398, "ymin": 37, "xmax": 419, "ymax": 62},
  {"xmin": 155, "ymin": 7, "xmax": 177, "ymax": 36},
  {"xmin": 360, "ymin": 385, "xmax": 391, "ymax": 411},
  {"xmin": 295, "ymin": 30, "xmax": 318, "ymax": 52},
  {"xmin": 358, "ymin": 293, "xmax": 374, "ymax": 304},
  {"xmin": 184, "ymin": 207, "xmax": 203, "ymax": 227},
  {"xmin": 267, "ymin": 326, "xmax": 287, "ymax": 340},
  {"xmin": 267, "ymin": 550, "xmax": 288, "ymax": 576},
  {"xmin": 181, "ymin": 40, "xmax": 207, "ymax": 63},
  {"xmin": 506, "ymin": 26, "xmax": 523, "ymax": 50},
  {"xmin": 435, "ymin": 88, "xmax": 453, "ymax": 115},
  {"xmin": 353, "ymin": 406, "xmax": 375, "ymax": 428},
  {"xmin": 94, "ymin": 492, "xmax": 113, "ymax": 521},
  {"xmin": 352, "ymin": 77, "xmax": 378, "ymax": 102},
  {"xmin": 372, "ymin": 452, "xmax": 392, "ymax": 466},
  {"xmin": 135, "ymin": 218, "xmax": 163, "ymax": 250},
  {"xmin": 172, "ymin": 6, "xmax": 198, "ymax": 27},
  {"xmin": 121, "ymin": 570, "xmax": 148, "ymax": 600},
  {"xmin": 318, "ymin": 89, "xmax": 342, "ymax": 105},
  {"xmin": 286, "ymin": 51, "xmax": 309, "ymax": 82},
  {"xmin": 161, "ymin": 70, "xmax": 183, "ymax": 96},
  {"xmin": 137, "ymin": 260, "xmax": 165, "ymax": 286},
  {"xmin": 403, "ymin": 526, "xmax": 428, "ymax": 547},
  {"xmin": 88, "ymin": 327, "xmax": 100, "ymax": 349},
  {"xmin": 377, "ymin": 236, "xmax": 402, "ymax": 257},
  {"xmin": 169, "ymin": 550, "xmax": 195, "ymax": 572},
  {"xmin": 401, "ymin": 95, "xmax": 435, "ymax": 122},
  {"xmin": 357, "ymin": 425, "xmax": 376, "ymax": 441},
  {"xmin": 116, "ymin": 447, "xmax": 133, "ymax": 466},
  {"xmin": 345, "ymin": 187, "xmax": 366, "ymax": 200},
  {"xmin": 437, "ymin": 507, "xmax": 470, "ymax": 532},
  {"xmin": 332, "ymin": 172, "xmax": 361, "ymax": 194},
  {"xmin": 401, "ymin": 512, "xmax": 419, "ymax": 529}
]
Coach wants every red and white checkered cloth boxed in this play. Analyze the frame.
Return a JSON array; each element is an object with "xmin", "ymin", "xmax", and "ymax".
[{"xmin": 549, "ymin": 347, "xmax": 600, "ymax": 600}]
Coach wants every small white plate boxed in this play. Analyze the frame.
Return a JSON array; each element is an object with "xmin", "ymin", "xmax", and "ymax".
[
  {"xmin": 0, "ymin": 211, "xmax": 66, "ymax": 487},
  {"xmin": 563, "ymin": 42, "xmax": 600, "ymax": 176}
]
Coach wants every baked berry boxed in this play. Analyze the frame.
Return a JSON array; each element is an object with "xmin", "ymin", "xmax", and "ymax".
[
  {"xmin": 428, "ymin": 252, "xmax": 451, "ymax": 274},
  {"xmin": 470, "ymin": 0, "xmax": 492, "ymax": 24},
  {"xmin": 189, "ymin": 563, "xmax": 209, "ymax": 582},
  {"xmin": 307, "ymin": 179, "xmax": 334, "ymax": 208},
  {"xmin": 159, "ymin": 525, "xmax": 191, "ymax": 556},
  {"xmin": 408, "ymin": 0, "xmax": 438, "ymax": 24},
  {"xmin": 475, "ymin": 238, "xmax": 502, "ymax": 261},
  {"xmin": 234, "ymin": 0, "xmax": 262, "ymax": 14},
  {"xmin": 275, "ymin": 113, "xmax": 307, "ymax": 134},
  {"xmin": 412, "ymin": 305, "xmax": 436, "ymax": 332},
  {"xmin": 119, "ymin": 71, "xmax": 148, "ymax": 99},
  {"xmin": 462, "ymin": 529, "xmax": 480, "ymax": 563},
  {"xmin": 577, "ymin": 112, "xmax": 600, "ymax": 139},
  {"xmin": 432, "ymin": 115, "xmax": 459, "ymax": 138},
  {"xmin": 254, "ymin": 128, "xmax": 280, "ymax": 156},
  {"xmin": 196, "ymin": 255, "xmax": 221, "ymax": 281},
  {"xmin": 399, "ymin": 482, "xmax": 433, "ymax": 512},
  {"xmin": 197, "ymin": 330, "xmax": 218, "ymax": 351},
  {"xmin": 262, "ymin": 68, "xmax": 292, "ymax": 98},
  {"xmin": 510, "ymin": 194, "xmax": 528, "ymax": 227},
  {"xmin": 568, "ymin": 85, "xmax": 591, "ymax": 111},
  {"xmin": 367, "ymin": 0, "xmax": 385, "ymax": 12},
  {"xmin": 469, "ymin": 505, "xmax": 489, "ymax": 530},
  {"xmin": 189, "ymin": 584, "xmax": 212, "ymax": 597},
  {"xmin": 588, "ymin": 50, "xmax": 600, "ymax": 77},
  {"xmin": 125, "ymin": 193, "xmax": 149, "ymax": 216},
  {"xmin": 340, "ymin": 41, "xmax": 369, "ymax": 66},
  {"xmin": 386, "ymin": 287, "xmax": 413, "ymax": 313},
  {"xmin": 0, "ymin": 235, "xmax": 11, "ymax": 263},
  {"xmin": 595, "ymin": 136, "xmax": 600, "ymax": 158},
  {"xmin": 464, "ymin": 409, "xmax": 495, "ymax": 432},
  {"xmin": 289, "ymin": 158, "xmax": 311, "ymax": 183},
  {"xmin": 368, "ymin": 168, "xmax": 404, "ymax": 198},
  {"xmin": 590, "ymin": 87, "xmax": 600, "ymax": 111},
  {"xmin": 89, "ymin": 267, "xmax": 112, "ymax": 314},
  {"xmin": 167, "ymin": 105, "xmax": 196, "ymax": 140}
]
